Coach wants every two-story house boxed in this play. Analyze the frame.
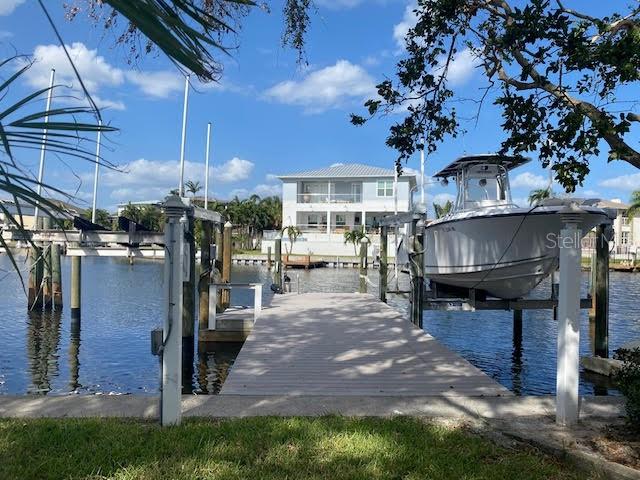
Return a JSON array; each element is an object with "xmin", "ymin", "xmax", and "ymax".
[{"xmin": 263, "ymin": 163, "xmax": 416, "ymax": 257}]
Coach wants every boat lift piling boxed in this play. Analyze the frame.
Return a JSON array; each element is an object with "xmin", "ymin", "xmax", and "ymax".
[
  {"xmin": 593, "ymin": 223, "xmax": 610, "ymax": 358},
  {"xmin": 379, "ymin": 225, "xmax": 388, "ymax": 303},
  {"xmin": 359, "ymin": 237, "xmax": 369, "ymax": 294}
]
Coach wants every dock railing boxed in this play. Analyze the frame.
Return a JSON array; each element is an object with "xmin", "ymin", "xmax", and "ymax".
[{"xmin": 208, "ymin": 282, "xmax": 262, "ymax": 330}]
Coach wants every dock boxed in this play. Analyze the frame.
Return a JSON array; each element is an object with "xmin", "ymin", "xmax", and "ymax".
[
  {"xmin": 221, "ymin": 293, "xmax": 511, "ymax": 396},
  {"xmin": 282, "ymin": 254, "xmax": 324, "ymax": 269}
]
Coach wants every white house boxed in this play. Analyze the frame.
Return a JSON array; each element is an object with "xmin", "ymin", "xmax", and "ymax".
[
  {"xmin": 594, "ymin": 199, "xmax": 640, "ymax": 260},
  {"xmin": 263, "ymin": 163, "xmax": 417, "ymax": 257}
]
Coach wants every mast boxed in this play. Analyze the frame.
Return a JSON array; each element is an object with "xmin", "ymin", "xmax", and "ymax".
[{"xmin": 33, "ymin": 69, "xmax": 55, "ymax": 226}]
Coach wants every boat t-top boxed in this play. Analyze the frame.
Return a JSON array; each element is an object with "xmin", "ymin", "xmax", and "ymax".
[{"xmin": 424, "ymin": 154, "xmax": 612, "ymax": 299}]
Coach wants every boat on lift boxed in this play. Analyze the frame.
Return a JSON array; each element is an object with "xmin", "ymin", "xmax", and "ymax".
[{"xmin": 425, "ymin": 154, "xmax": 612, "ymax": 299}]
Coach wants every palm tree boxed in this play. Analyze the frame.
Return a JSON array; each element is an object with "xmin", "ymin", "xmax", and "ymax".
[
  {"xmin": 528, "ymin": 188, "xmax": 551, "ymax": 206},
  {"xmin": 343, "ymin": 228, "xmax": 368, "ymax": 256},
  {"xmin": 282, "ymin": 225, "xmax": 301, "ymax": 255},
  {"xmin": 185, "ymin": 180, "xmax": 202, "ymax": 197},
  {"xmin": 433, "ymin": 200, "xmax": 453, "ymax": 218}
]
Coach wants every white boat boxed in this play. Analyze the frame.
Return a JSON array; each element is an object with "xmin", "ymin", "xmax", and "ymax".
[{"xmin": 424, "ymin": 154, "xmax": 612, "ymax": 299}]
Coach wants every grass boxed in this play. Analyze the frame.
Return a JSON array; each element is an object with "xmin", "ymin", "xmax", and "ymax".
[{"xmin": 0, "ymin": 416, "xmax": 591, "ymax": 480}]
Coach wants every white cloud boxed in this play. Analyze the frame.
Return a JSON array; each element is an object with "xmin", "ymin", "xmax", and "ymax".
[
  {"xmin": 0, "ymin": 0, "xmax": 25, "ymax": 15},
  {"xmin": 254, "ymin": 183, "xmax": 282, "ymax": 197},
  {"xmin": 94, "ymin": 157, "xmax": 254, "ymax": 201},
  {"xmin": 213, "ymin": 157, "xmax": 254, "ymax": 183},
  {"xmin": 265, "ymin": 173, "xmax": 280, "ymax": 182},
  {"xmin": 23, "ymin": 42, "xmax": 126, "ymax": 111},
  {"xmin": 315, "ymin": 0, "xmax": 364, "ymax": 8},
  {"xmin": 599, "ymin": 173, "xmax": 640, "ymax": 191},
  {"xmin": 510, "ymin": 171, "xmax": 549, "ymax": 189},
  {"xmin": 436, "ymin": 48, "xmax": 480, "ymax": 86},
  {"xmin": 125, "ymin": 71, "xmax": 183, "ymax": 98},
  {"xmin": 264, "ymin": 60, "xmax": 376, "ymax": 113},
  {"xmin": 393, "ymin": 3, "xmax": 417, "ymax": 50}
]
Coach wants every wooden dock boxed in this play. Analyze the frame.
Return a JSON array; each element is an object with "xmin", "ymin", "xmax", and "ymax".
[
  {"xmin": 221, "ymin": 293, "xmax": 511, "ymax": 396},
  {"xmin": 283, "ymin": 254, "xmax": 325, "ymax": 269}
]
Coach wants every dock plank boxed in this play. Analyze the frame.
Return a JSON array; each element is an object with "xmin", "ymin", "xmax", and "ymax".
[{"xmin": 221, "ymin": 293, "xmax": 511, "ymax": 396}]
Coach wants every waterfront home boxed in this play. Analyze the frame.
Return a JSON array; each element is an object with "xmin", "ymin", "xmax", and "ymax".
[
  {"xmin": 0, "ymin": 198, "xmax": 83, "ymax": 230},
  {"xmin": 590, "ymin": 199, "xmax": 640, "ymax": 260},
  {"xmin": 262, "ymin": 163, "xmax": 417, "ymax": 257}
]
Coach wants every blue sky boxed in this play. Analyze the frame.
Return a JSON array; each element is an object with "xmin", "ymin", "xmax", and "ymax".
[{"xmin": 1, "ymin": 0, "xmax": 639, "ymax": 212}]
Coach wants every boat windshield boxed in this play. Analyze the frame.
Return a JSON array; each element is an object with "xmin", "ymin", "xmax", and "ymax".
[{"xmin": 454, "ymin": 164, "xmax": 512, "ymax": 211}]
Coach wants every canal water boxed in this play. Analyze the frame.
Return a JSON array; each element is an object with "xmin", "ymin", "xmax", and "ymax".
[{"xmin": 0, "ymin": 255, "xmax": 638, "ymax": 396}]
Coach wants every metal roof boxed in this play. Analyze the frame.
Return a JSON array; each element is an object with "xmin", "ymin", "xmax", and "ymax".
[
  {"xmin": 279, "ymin": 163, "xmax": 413, "ymax": 179},
  {"xmin": 433, "ymin": 154, "xmax": 531, "ymax": 178}
]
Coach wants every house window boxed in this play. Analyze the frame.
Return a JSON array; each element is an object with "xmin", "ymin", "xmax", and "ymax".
[
  {"xmin": 335, "ymin": 214, "xmax": 346, "ymax": 227},
  {"xmin": 621, "ymin": 231, "xmax": 630, "ymax": 245},
  {"xmin": 377, "ymin": 180, "xmax": 393, "ymax": 197},
  {"xmin": 308, "ymin": 214, "xmax": 318, "ymax": 228},
  {"xmin": 622, "ymin": 215, "xmax": 630, "ymax": 226}
]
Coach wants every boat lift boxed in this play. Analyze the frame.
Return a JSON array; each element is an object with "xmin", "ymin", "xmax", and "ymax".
[{"xmin": 378, "ymin": 208, "xmax": 611, "ymax": 427}]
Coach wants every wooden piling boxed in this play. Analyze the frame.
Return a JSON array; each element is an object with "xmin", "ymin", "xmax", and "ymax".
[
  {"xmin": 221, "ymin": 221, "xmax": 232, "ymax": 309},
  {"xmin": 43, "ymin": 244, "xmax": 53, "ymax": 310},
  {"xmin": 27, "ymin": 245, "xmax": 43, "ymax": 310},
  {"xmin": 594, "ymin": 223, "xmax": 609, "ymax": 358},
  {"xmin": 513, "ymin": 309, "xmax": 523, "ymax": 339},
  {"xmin": 379, "ymin": 225, "xmax": 388, "ymax": 303},
  {"xmin": 359, "ymin": 237, "xmax": 368, "ymax": 294},
  {"xmin": 51, "ymin": 243, "xmax": 62, "ymax": 309},
  {"xmin": 214, "ymin": 224, "xmax": 224, "ymax": 310},
  {"xmin": 274, "ymin": 236, "xmax": 282, "ymax": 290},
  {"xmin": 70, "ymin": 256, "xmax": 81, "ymax": 319},
  {"xmin": 183, "ymin": 213, "xmax": 196, "ymax": 340},
  {"xmin": 410, "ymin": 220, "xmax": 425, "ymax": 328},
  {"xmin": 198, "ymin": 221, "xmax": 212, "ymax": 331}
]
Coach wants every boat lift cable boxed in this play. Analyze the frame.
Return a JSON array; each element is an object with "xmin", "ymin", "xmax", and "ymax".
[{"xmin": 468, "ymin": 204, "xmax": 542, "ymax": 293}]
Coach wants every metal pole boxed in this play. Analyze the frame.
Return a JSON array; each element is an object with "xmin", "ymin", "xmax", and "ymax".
[
  {"xmin": 34, "ymin": 69, "xmax": 55, "ymax": 224},
  {"xmin": 556, "ymin": 212, "xmax": 582, "ymax": 426},
  {"xmin": 178, "ymin": 75, "xmax": 190, "ymax": 197},
  {"xmin": 420, "ymin": 139, "xmax": 425, "ymax": 206},
  {"xmin": 204, "ymin": 122, "xmax": 211, "ymax": 210},
  {"xmin": 161, "ymin": 195, "xmax": 186, "ymax": 426},
  {"xmin": 91, "ymin": 120, "xmax": 102, "ymax": 224}
]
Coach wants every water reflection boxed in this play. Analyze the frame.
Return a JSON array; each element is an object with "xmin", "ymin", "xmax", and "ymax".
[
  {"xmin": 26, "ymin": 310, "xmax": 62, "ymax": 394},
  {"xmin": 196, "ymin": 342, "xmax": 243, "ymax": 394}
]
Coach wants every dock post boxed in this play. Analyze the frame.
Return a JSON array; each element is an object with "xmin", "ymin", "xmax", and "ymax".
[
  {"xmin": 379, "ymin": 225, "xmax": 388, "ymax": 303},
  {"xmin": 70, "ymin": 256, "xmax": 81, "ymax": 320},
  {"xmin": 267, "ymin": 246, "xmax": 272, "ymax": 269},
  {"xmin": 182, "ymin": 208, "xmax": 196, "ymax": 393},
  {"xmin": 594, "ymin": 224, "xmax": 609, "ymax": 358},
  {"xmin": 556, "ymin": 210, "xmax": 582, "ymax": 426},
  {"xmin": 198, "ymin": 220, "xmax": 212, "ymax": 331},
  {"xmin": 513, "ymin": 309, "xmax": 523, "ymax": 339},
  {"xmin": 274, "ymin": 233, "xmax": 282, "ymax": 290},
  {"xmin": 551, "ymin": 269, "xmax": 560, "ymax": 320},
  {"xmin": 214, "ymin": 223, "xmax": 223, "ymax": 310},
  {"xmin": 161, "ymin": 196, "xmax": 186, "ymax": 426},
  {"xmin": 51, "ymin": 243, "xmax": 62, "ymax": 310},
  {"xmin": 410, "ymin": 219, "xmax": 425, "ymax": 328},
  {"xmin": 359, "ymin": 237, "xmax": 369, "ymax": 293},
  {"xmin": 43, "ymin": 244, "xmax": 53, "ymax": 310},
  {"xmin": 27, "ymin": 245, "xmax": 43, "ymax": 310},
  {"xmin": 221, "ymin": 221, "xmax": 232, "ymax": 309}
]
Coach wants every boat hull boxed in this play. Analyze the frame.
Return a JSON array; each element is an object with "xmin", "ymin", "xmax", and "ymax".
[{"xmin": 424, "ymin": 206, "xmax": 609, "ymax": 299}]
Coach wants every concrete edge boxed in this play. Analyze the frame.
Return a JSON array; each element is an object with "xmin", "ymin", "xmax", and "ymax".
[
  {"xmin": 0, "ymin": 395, "xmax": 625, "ymax": 420},
  {"xmin": 495, "ymin": 425, "xmax": 640, "ymax": 480}
]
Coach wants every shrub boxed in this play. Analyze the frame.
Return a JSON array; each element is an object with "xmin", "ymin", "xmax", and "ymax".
[{"xmin": 614, "ymin": 347, "xmax": 640, "ymax": 430}]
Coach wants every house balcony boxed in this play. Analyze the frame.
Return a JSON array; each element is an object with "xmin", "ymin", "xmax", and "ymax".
[{"xmin": 297, "ymin": 193, "xmax": 362, "ymax": 204}]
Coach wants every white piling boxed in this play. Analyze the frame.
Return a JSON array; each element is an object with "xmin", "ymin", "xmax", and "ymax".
[
  {"xmin": 556, "ymin": 207, "xmax": 583, "ymax": 426},
  {"xmin": 161, "ymin": 196, "xmax": 187, "ymax": 426},
  {"xmin": 420, "ymin": 137, "xmax": 425, "ymax": 206},
  {"xmin": 34, "ymin": 69, "xmax": 55, "ymax": 225}
]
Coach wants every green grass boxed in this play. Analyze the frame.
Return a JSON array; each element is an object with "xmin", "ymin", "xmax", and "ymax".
[{"xmin": 0, "ymin": 416, "xmax": 590, "ymax": 480}]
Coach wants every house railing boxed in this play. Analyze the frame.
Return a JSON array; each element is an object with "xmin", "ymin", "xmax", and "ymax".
[{"xmin": 297, "ymin": 193, "xmax": 362, "ymax": 204}]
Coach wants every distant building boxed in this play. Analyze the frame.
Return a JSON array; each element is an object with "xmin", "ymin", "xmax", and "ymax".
[
  {"xmin": 262, "ymin": 163, "xmax": 416, "ymax": 257},
  {"xmin": 594, "ymin": 199, "xmax": 640, "ymax": 260},
  {"xmin": 0, "ymin": 198, "xmax": 83, "ymax": 230}
]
